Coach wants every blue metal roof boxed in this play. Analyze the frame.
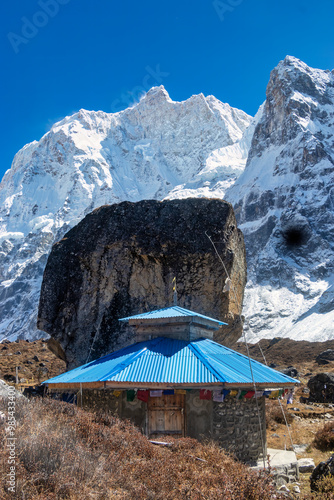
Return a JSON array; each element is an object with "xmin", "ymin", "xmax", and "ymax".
[
  {"xmin": 119, "ymin": 306, "xmax": 227, "ymax": 326},
  {"xmin": 44, "ymin": 337, "xmax": 298, "ymax": 387}
]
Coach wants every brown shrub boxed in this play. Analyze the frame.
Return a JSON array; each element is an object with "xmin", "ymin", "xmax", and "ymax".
[
  {"xmin": 313, "ymin": 422, "xmax": 334, "ymax": 451},
  {"xmin": 266, "ymin": 401, "xmax": 294, "ymax": 428},
  {"xmin": 0, "ymin": 397, "xmax": 277, "ymax": 499}
]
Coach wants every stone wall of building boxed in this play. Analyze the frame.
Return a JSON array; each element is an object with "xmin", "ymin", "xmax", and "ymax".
[
  {"xmin": 212, "ymin": 396, "xmax": 267, "ymax": 463},
  {"xmin": 80, "ymin": 388, "xmax": 120, "ymax": 413}
]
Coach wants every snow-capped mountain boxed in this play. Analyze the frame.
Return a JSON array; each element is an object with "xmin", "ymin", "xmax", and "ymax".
[
  {"xmin": 2, "ymin": 56, "xmax": 333, "ymax": 344},
  {"xmin": 225, "ymin": 56, "xmax": 334, "ymax": 342},
  {"xmin": 0, "ymin": 87, "xmax": 253, "ymax": 340}
]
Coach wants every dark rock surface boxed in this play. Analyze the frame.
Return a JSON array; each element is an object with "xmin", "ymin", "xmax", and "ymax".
[
  {"xmin": 310, "ymin": 454, "xmax": 334, "ymax": 491},
  {"xmin": 316, "ymin": 349, "xmax": 334, "ymax": 365},
  {"xmin": 281, "ymin": 366, "xmax": 298, "ymax": 378},
  {"xmin": 38, "ymin": 198, "xmax": 246, "ymax": 368},
  {"xmin": 308, "ymin": 373, "xmax": 334, "ymax": 403}
]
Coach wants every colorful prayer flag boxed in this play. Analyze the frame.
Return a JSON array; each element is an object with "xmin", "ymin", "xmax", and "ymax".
[
  {"xmin": 222, "ymin": 389, "xmax": 230, "ymax": 399},
  {"xmin": 113, "ymin": 390, "xmax": 122, "ymax": 398},
  {"xmin": 127, "ymin": 390, "xmax": 135, "ymax": 402},
  {"xmin": 223, "ymin": 277, "xmax": 232, "ymax": 292},
  {"xmin": 175, "ymin": 389, "xmax": 186, "ymax": 395},
  {"xmin": 269, "ymin": 390, "xmax": 280, "ymax": 399},
  {"xmin": 213, "ymin": 390, "xmax": 224, "ymax": 402},
  {"xmin": 200, "ymin": 389, "xmax": 212, "ymax": 400},
  {"xmin": 150, "ymin": 390, "xmax": 163, "ymax": 397},
  {"xmin": 244, "ymin": 391, "xmax": 255, "ymax": 399},
  {"xmin": 238, "ymin": 390, "xmax": 248, "ymax": 400},
  {"xmin": 137, "ymin": 390, "xmax": 149, "ymax": 402},
  {"xmin": 163, "ymin": 390, "xmax": 174, "ymax": 395}
]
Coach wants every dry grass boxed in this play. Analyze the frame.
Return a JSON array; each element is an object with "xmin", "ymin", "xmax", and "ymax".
[
  {"xmin": 0, "ymin": 339, "xmax": 65, "ymax": 385},
  {"xmin": 0, "ymin": 397, "xmax": 277, "ymax": 500}
]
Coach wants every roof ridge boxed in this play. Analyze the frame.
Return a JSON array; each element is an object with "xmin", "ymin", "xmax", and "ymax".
[
  {"xmin": 188, "ymin": 340, "xmax": 225, "ymax": 383},
  {"xmin": 101, "ymin": 345, "xmax": 149, "ymax": 381}
]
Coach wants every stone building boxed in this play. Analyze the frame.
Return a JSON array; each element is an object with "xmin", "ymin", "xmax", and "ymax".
[{"xmin": 45, "ymin": 306, "xmax": 298, "ymax": 463}]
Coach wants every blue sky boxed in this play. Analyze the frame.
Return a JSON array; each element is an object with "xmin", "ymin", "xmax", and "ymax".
[{"xmin": 1, "ymin": 0, "xmax": 334, "ymax": 181}]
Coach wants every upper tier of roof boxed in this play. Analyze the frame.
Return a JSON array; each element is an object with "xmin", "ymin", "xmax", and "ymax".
[
  {"xmin": 44, "ymin": 336, "xmax": 298, "ymax": 387},
  {"xmin": 119, "ymin": 306, "xmax": 227, "ymax": 326}
]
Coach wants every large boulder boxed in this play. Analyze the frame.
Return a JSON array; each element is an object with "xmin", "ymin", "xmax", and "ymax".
[
  {"xmin": 310, "ymin": 454, "xmax": 334, "ymax": 491},
  {"xmin": 0, "ymin": 379, "xmax": 24, "ymax": 401},
  {"xmin": 308, "ymin": 373, "xmax": 334, "ymax": 403},
  {"xmin": 38, "ymin": 198, "xmax": 247, "ymax": 368},
  {"xmin": 316, "ymin": 349, "xmax": 334, "ymax": 365}
]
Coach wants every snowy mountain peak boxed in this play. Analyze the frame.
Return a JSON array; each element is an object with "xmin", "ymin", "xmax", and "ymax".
[
  {"xmin": 139, "ymin": 85, "xmax": 172, "ymax": 104},
  {"xmin": 225, "ymin": 56, "xmax": 334, "ymax": 342},
  {"xmin": 0, "ymin": 88, "xmax": 253, "ymax": 341},
  {"xmin": 1, "ymin": 56, "xmax": 333, "ymax": 345}
]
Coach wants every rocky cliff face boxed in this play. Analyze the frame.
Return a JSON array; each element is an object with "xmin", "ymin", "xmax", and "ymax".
[
  {"xmin": 0, "ymin": 88, "xmax": 252, "ymax": 341},
  {"xmin": 225, "ymin": 56, "xmax": 334, "ymax": 341},
  {"xmin": 37, "ymin": 198, "xmax": 246, "ymax": 368}
]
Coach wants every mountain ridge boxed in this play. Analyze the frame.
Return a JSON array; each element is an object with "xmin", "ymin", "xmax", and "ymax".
[
  {"xmin": 1, "ymin": 55, "xmax": 333, "ymax": 344},
  {"xmin": 0, "ymin": 87, "xmax": 252, "ymax": 341}
]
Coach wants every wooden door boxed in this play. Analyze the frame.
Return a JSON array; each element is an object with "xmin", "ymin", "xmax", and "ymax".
[{"xmin": 148, "ymin": 393, "xmax": 185, "ymax": 438}]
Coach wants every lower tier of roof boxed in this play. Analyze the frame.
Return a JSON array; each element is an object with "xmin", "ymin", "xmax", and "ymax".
[{"xmin": 44, "ymin": 337, "xmax": 299, "ymax": 388}]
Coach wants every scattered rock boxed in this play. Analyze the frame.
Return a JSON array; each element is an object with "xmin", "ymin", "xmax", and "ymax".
[
  {"xmin": 0, "ymin": 379, "xmax": 24, "ymax": 400},
  {"xmin": 278, "ymin": 484, "xmax": 290, "ymax": 492},
  {"xmin": 33, "ymin": 355, "xmax": 39, "ymax": 362},
  {"xmin": 270, "ymin": 363, "xmax": 277, "ymax": 368},
  {"xmin": 281, "ymin": 366, "xmax": 298, "ymax": 377},
  {"xmin": 297, "ymin": 458, "xmax": 315, "ymax": 473},
  {"xmin": 310, "ymin": 454, "xmax": 334, "ymax": 491},
  {"xmin": 272, "ymin": 433, "xmax": 280, "ymax": 438},
  {"xmin": 316, "ymin": 349, "xmax": 334, "ymax": 365},
  {"xmin": 39, "ymin": 362, "xmax": 46, "ymax": 367},
  {"xmin": 3, "ymin": 374, "xmax": 16, "ymax": 383},
  {"xmin": 24, "ymin": 360, "xmax": 33, "ymax": 365},
  {"xmin": 292, "ymin": 484, "xmax": 300, "ymax": 494},
  {"xmin": 293, "ymin": 444, "xmax": 309, "ymax": 454},
  {"xmin": 276, "ymin": 477, "xmax": 288, "ymax": 488},
  {"xmin": 308, "ymin": 373, "xmax": 334, "ymax": 403},
  {"xmin": 14, "ymin": 351, "xmax": 21, "ymax": 355},
  {"xmin": 1, "ymin": 346, "xmax": 8, "ymax": 350}
]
